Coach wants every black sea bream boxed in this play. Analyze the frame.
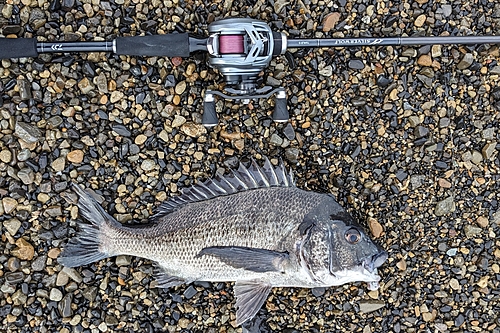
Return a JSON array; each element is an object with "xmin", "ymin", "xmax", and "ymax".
[{"xmin": 59, "ymin": 158, "xmax": 387, "ymax": 325}]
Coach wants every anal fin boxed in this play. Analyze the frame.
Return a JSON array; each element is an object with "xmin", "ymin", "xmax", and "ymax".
[
  {"xmin": 234, "ymin": 280, "xmax": 272, "ymax": 326},
  {"xmin": 153, "ymin": 265, "xmax": 187, "ymax": 289}
]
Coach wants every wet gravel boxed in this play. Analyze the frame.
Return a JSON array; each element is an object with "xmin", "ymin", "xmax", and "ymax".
[{"xmin": 1, "ymin": 0, "xmax": 500, "ymax": 332}]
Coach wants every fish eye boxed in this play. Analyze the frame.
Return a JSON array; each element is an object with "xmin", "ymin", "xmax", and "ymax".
[{"xmin": 345, "ymin": 228, "xmax": 361, "ymax": 244}]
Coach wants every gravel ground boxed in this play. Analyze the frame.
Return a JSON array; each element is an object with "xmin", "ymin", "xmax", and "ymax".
[{"xmin": 1, "ymin": 0, "xmax": 500, "ymax": 332}]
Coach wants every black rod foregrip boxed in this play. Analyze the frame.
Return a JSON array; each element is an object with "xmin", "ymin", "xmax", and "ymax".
[
  {"xmin": 0, "ymin": 38, "xmax": 38, "ymax": 59},
  {"xmin": 115, "ymin": 33, "xmax": 190, "ymax": 57}
]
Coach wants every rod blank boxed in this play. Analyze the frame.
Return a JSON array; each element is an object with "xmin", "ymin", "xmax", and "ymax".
[{"xmin": 286, "ymin": 36, "xmax": 500, "ymax": 48}]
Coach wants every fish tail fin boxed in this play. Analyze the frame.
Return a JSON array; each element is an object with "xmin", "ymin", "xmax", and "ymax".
[{"xmin": 58, "ymin": 184, "xmax": 119, "ymax": 267}]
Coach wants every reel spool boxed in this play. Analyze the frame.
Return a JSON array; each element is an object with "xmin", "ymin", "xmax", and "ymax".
[{"xmin": 203, "ymin": 18, "xmax": 288, "ymax": 126}]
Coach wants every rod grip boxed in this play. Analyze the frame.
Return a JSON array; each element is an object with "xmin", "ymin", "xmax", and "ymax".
[
  {"xmin": 115, "ymin": 33, "xmax": 190, "ymax": 57},
  {"xmin": 0, "ymin": 38, "xmax": 38, "ymax": 59}
]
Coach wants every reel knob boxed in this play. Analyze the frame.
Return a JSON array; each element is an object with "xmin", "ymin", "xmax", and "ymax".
[
  {"xmin": 272, "ymin": 89, "xmax": 288, "ymax": 122},
  {"xmin": 203, "ymin": 93, "xmax": 218, "ymax": 127}
]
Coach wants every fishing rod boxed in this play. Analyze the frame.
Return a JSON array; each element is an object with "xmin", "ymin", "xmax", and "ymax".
[{"xmin": 1, "ymin": 17, "xmax": 500, "ymax": 126}]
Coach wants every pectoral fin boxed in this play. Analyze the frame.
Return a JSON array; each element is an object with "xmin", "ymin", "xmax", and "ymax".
[
  {"xmin": 234, "ymin": 280, "xmax": 272, "ymax": 325},
  {"xmin": 197, "ymin": 246, "xmax": 289, "ymax": 273}
]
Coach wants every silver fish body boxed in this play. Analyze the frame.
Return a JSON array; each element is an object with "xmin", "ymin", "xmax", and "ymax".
[{"xmin": 59, "ymin": 158, "xmax": 387, "ymax": 325}]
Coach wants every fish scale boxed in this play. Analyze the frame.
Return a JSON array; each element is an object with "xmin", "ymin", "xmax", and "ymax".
[{"xmin": 59, "ymin": 158, "xmax": 387, "ymax": 326}]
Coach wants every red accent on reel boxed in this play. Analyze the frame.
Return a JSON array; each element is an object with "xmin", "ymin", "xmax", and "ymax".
[{"xmin": 219, "ymin": 35, "xmax": 245, "ymax": 54}]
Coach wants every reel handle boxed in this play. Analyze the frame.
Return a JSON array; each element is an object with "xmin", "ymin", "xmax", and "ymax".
[{"xmin": 0, "ymin": 38, "xmax": 38, "ymax": 59}]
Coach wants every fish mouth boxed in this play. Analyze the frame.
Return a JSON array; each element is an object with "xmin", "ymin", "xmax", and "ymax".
[
  {"xmin": 362, "ymin": 251, "xmax": 387, "ymax": 291},
  {"xmin": 363, "ymin": 250, "xmax": 388, "ymax": 273}
]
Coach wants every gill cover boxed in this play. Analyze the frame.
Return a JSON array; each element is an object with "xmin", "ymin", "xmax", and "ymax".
[{"xmin": 298, "ymin": 194, "xmax": 378, "ymax": 284}]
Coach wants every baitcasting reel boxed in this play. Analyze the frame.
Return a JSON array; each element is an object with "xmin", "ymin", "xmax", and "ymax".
[
  {"xmin": 2, "ymin": 17, "xmax": 500, "ymax": 126},
  {"xmin": 203, "ymin": 18, "xmax": 288, "ymax": 126}
]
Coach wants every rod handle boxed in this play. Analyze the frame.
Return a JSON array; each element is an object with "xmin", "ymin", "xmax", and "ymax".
[
  {"xmin": 115, "ymin": 33, "xmax": 190, "ymax": 57},
  {"xmin": 0, "ymin": 38, "xmax": 38, "ymax": 59}
]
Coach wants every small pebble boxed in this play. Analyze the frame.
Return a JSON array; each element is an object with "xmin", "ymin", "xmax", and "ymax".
[
  {"xmin": 67, "ymin": 150, "xmax": 84, "ymax": 164},
  {"xmin": 12, "ymin": 238, "xmax": 35, "ymax": 261}
]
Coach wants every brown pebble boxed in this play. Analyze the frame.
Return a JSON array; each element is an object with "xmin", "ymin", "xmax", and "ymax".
[
  {"xmin": 67, "ymin": 150, "xmax": 84, "ymax": 164},
  {"xmin": 12, "ymin": 238, "xmax": 35, "ymax": 261},
  {"xmin": 220, "ymin": 130, "xmax": 242, "ymax": 141},
  {"xmin": 368, "ymin": 218, "xmax": 384, "ymax": 238},
  {"xmin": 48, "ymin": 248, "xmax": 61, "ymax": 259},
  {"xmin": 396, "ymin": 259, "xmax": 407, "ymax": 271},
  {"xmin": 171, "ymin": 57, "xmax": 183, "ymax": 66},
  {"xmin": 417, "ymin": 54, "xmax": 432, "ymax": 67},
  {"xmin": 438, "ymin": 178, "xmax": 452, "ymax": 188},
  {"xmin": 118, "ymin": 277, "xmax": 127, "ymax": 286},
  {"xmin": 134, "ymin": 134, "xmax": 147, "ymax": 145},
  {"xmin": 234, "ymin": 139, "xmax": 245, "ymax": 151},
  {"xmin": 181, "ymin": 123, "xmax": 207, "ymax": 138},
  {"xmin": 414, "ymin": 14, "xmax": 426, "ymax": 27},
  {"xmin": 7, "ymin": 257, "xmax": 20, "ymax": 272},
  {"xmin": 322, "ymin": 12, "xmax": 341, "ymax": 32},
  {"xmin": 476, "ymin": 216, "xmax": 489, "ymax": 228},
  {"xmin": 173, "ymin": 95, "xmax": 181, "ymax": 105}
]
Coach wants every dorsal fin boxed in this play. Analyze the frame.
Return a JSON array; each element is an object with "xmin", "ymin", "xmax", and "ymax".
[{"xmin": 154, "ymin": 157, "xmax": 295, "ymax": 218}]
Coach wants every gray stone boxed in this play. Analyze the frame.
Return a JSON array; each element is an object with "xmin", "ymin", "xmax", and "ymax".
[
  {"xmin": 493, "ymin": 210, "xmax": 500, "ymax": 225},
  {"xmin": 446, "ymin": 248, "xmax": 457, "ymax": 256},
  {"xmin": 481, "ymin": 128, "xmax": 495, "ymax": 140},
  {"xmin": 482, "ymin": 142, "xmax": 497, "ymax": 160},
  {"xmin": 17, "ymin": 168, "xmax": 35, "ymax": 185},
  {"xmin": 50, "ymin": 288, "xmax": 63, "ymax": 301},
  {"xmin": 435, "ymin": 196, "xmax": 455, "ymax": 216},
  {"xmin": 62, "ymin": 266, "xmax": 83, "ymax": 283},
  {"xmin": 58, "ymin": 293, "xmax": 73, "ymax": 317},
  {"xmin": 491, "ymin": 66, "xmax": 500, "ymax": 75},
  {"xmin": 408, "ymin": 116, "xmax": 421, "ymax": 127},
  {"xmin": 348, "ymin": 59, "xmax": 365, "ymax": 70},
  {"xmin": 56, "ymin": 270, "xmax": 70, "ymax": 286},
  {"xmin": 116, "ymin": 255, "xmax": 132, "ymax": 266},
  {"xmin": 141, "ymin": 159, "xmax": 156, "ymax": 171},
  {"xmin": 183, "ymin": 285, "xmax": 198, "ymax": 299},
  {"xmin": 82, "ymin": 286, "xmax": 98, "ymax": 302},
  {"xmin": 442, "ymin": 4, "xmax": 452, "ymax": 17},
  {"xmin": 269, "ymin": 133, "xmax": 283, "ymax": 146},
  {"xmin": 414, "ymin": 125, "xmax": 429, "ymax": 138},
  {"xmin": 112, "ymin": 124, "xmax": 131, "ymax": 137},
  {"xmin": 18, "ymin": 79, "xmax": 32, "ymax": 100},
  {"xmin": 319, "ymin": 65, "xmax": 333, "ymax": 76},
  {"xmin": 285, "ymin": 148, "xmax": 300, "ymax": 162},
  {"xmin": 96, "ymin": 72, "xmax": 108, "ymax": 93},
  {"xmin": 31, "ymin": 255, "xmax": 47, "ymax": 272},
  {"xmin": 17, "ymin": 149, "xmax": 31, "ymax": 162},
  {"xmin": 464, "ymin": 224, "xmax": 482, "ymax": 238},
  {"xmin": 4, "ymin": 218, "xmax": 21, "ymax": 236},
  {"xmin": 359, "ymin": 300, "xmax": 385, "ymax": 313},
  {"xmin": 15, "ymin": 122, "xmax": 42, "ymax": 143},
  {"xmin": 283, "ymin": 123, "xmax": 295, "ymax": 140},
  {"xmin": 47, "ymin": 116, "xmax": 63, "ymax": 128},
  {"xmin": 266, "ymin": 76, "xmax": 281, "ymax": 87},
  {"xmin": 457, "ymin": 53, "xmax": 474, "ymax": 70}
]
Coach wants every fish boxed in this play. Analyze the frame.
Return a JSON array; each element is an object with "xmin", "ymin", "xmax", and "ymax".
[{"xmin": 59, "ymin": 157, "xmax": 387, "ymax": 326}]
